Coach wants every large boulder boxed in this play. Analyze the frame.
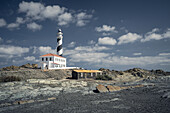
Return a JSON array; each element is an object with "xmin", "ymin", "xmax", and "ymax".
[{"xmin": 96, "ymin": 84, "xmax": 109, "ymax": 93}]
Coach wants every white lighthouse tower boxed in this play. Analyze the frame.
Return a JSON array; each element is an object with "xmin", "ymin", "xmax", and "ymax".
[{"xmin": 57, "ymin": 29, "xmax": 63, "ymax": 56}]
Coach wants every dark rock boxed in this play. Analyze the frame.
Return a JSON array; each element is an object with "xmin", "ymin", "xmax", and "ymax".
[
  {"xmin": 1, "ymin": 65, "xmax": 20, "ymax": 71},
  {"xmin": 20, "ymin": 63, "xmax": 32, "ymax": 68},
  {"xmin": 32, "ymin": 64, "xmax": 38, "ymax": 69}
]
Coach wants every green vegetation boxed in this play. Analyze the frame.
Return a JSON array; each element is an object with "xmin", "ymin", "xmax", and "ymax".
[
  {"xmin": 0, "ymin": 76, "xmax": 21, "ymax": 82},
  {"xmin": 95, "ymin": 75, "xmax": 112, "ymax": 80}
]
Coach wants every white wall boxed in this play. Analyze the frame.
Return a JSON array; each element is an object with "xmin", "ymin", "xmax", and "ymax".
[{"xmin": 40, "ymin": 56, "xmax": 66, "ymax": 69}]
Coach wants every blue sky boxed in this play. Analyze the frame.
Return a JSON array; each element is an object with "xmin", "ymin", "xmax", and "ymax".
[{"xmin": 0, "ymin": 0, "xmax": 170, "ymax": 71}]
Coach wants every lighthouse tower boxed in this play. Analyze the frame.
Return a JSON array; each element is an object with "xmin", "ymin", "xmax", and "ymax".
[{"xmin": 57, "ymin": 29, "xmax": 63, "ymax": 56}]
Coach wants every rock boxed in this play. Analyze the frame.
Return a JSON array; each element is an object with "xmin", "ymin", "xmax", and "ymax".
[
  {"xmin": 32, "ymin": 64, "xmax": 38, "ymax": 69},
  {"xmin": 106, "ymin": 85, "xmax": 122, "ymax": 92},
  {"xmin": 96, "ymin": 84, "xmax": 109, "ymax": 93},
  {"xmin": 1, "ymin": 65, "xmax": 20, "ymax": 71},
  {"xmin": 20, "ymin": 63, "xmax": 32, "ymax": 68}
]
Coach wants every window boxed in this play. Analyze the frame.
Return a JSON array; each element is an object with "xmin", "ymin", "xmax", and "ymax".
[
  {"xmin": 50, "ymin": 57, "xmax": 52, "ymax": 61},
  {"xmin": 42, "ymin": 58, "xmax": 44, "ymax": 61},
  {"xmin": 46, "ymin": 57, "xmax": 48, "ymax": 61}
]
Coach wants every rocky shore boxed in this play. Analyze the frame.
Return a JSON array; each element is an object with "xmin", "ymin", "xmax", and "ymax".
[{"xmin": 0, "ymin": 66, "xmax": 170, "ymax": 113}]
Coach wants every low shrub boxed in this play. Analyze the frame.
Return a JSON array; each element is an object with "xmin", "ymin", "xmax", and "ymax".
[
  {"xmin": 95, "ymin": 75, "xmax": 112, "ymax": 80},
  {"xmin": 0, "ymin": 76, "xmax": 21, "ymax": 82}
]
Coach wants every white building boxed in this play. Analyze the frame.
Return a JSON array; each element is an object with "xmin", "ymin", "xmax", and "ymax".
[
  {"xmin": 40, "ymin": 53, "xmax": 66, "ymax": 69},
  {"xmin": 39, "ymin": 29, "xmax": 80, "ymax": 70}
]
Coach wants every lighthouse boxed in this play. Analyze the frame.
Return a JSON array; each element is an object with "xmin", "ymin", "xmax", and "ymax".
[
  {"xmin": 39, "ymin": 28, "xmax": 80, "ymax": 70},
  {"xmin": 57, "ymin": 29, "xmax": 63, "ymax": 56}
]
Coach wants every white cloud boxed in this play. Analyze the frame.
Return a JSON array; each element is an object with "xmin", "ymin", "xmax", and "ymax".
[
  {"xmin": 163, "ymin": 28, "xmax": 170, "ymax": 38},
  {"xmin": 102, "ymin": 32, "xmax": 111, "ymax": 36},
  {"xmin": 133, "ymin": 53, "xmax": 142, "ymax": 56},
  {"xmin": 76, "ymin": 12, "xmax": 92, "ymax": 26},
  {"xmin": 159, "ymin": 53, "xmax": 170, "ymax": 56},
  {"xmin": 58, "ymin": 12, "xmax": 73, "ymax": 26},
  {"xmin": 19, "ymin": 1, "xmax": 44, "ymax": 20},
  {"xmin": 141, "ymin": 28, "xmax": 170, "ymax": 42},
  {"xmin": 75, "ymin": 45, "xmax": 110, "ymax": 52},
  {"xmin": 64, "ymin": 45, "xmax": 110, "ymax": 56},
  {"xmin": 0, "ymin": 45, "xmax": 29, "ymax": 56},
  {"xmin": 18, "ymin": 1, "xmax": 93, "ymax": 27},
  {"xmin": 42, "ymin": 6, "xmax": 65, "ymax": 19},
  {"xmin": 65, "ymin": 44, "xmax": 170, "ymax": 68},
  {"xmin": 118, "ymin": 33, "xmax": 142, "ymax": 45},
  {"xmin": 68, "ymin": 42, "xmax": 76, "ymax": 47},
  {"xmin": 24, "ymin": 56, "xmax": 39, "ymax": 62},
  {"xmin": 88, "ymin": 40, "xmax": 96, "ymax": 45},
  {"xmin": 69, "ymin": 52, "xmax": 110, "ymax": 63},
  {"xmin": 16, "ymin": 17, "xmax": 25, "ymax": 24},
  {"xmin": 27, "ymin": 22, "xmax": 42, "ymax": 31},
  {"xmin": 38, "ymin": 46, "xmax": 56, "ymax": 55},
  {"xmin": 0, "ymin": 18, "xmax": 6, "ymax": 27},
  {"xmin": 95, "ymin": 25, "xmax": 117, "ymax": 32},
  {"xmin": 7, "ymin": 23, "xmax": 19, "ymax": 29},
  {"xmin": 141, "ymin": 33, "xmax": 162, "ymax": 42},
  {"xmin": 24, "ymin": 56, "xmax": 35, "ymax": 61},
  {"xmin": 103, "ymin": 56, "xmax": 170, "ymax": 66},
  {"xmin": 98, "ymin": 37, "xmax": 117, "ymax": 45}
]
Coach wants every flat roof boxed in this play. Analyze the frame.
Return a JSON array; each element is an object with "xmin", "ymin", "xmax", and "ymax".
[{"xmin": 73, "ymin": 70, "xmax": 102, "ymax": 73}]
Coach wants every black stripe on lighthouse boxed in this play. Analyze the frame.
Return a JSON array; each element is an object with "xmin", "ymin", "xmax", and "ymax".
[{"xmin": 57, "ymin": 45, "xmax": 62, "ymax": 53}]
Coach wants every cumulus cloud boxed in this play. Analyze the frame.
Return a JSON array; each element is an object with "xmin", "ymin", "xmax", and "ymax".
[
  {"xmin": 0, "ymin": 45, "xmax": 29, "ymax": 57},
  {"xmin": 7, "ymin": 23, "xmax": 19, "ymax": 29},
  {"xmin": 98, "ymin": 37, "xmax": 117, "ymax": 45},
  {"xmin": 88, "ymin": 40, "xmax": 96, "ymax": 45},
  {"xmin": 16, "ymin": 17, "xmax": 25, "ymax": 24},
  {"xmin": 64, "ymin": 43, "xmax": 170, "ymax": 69},
  {"xmin": 68, "ymin": 42, "xmax": 76, "ymax": 47},
  {"xmin": 69, "ymin": 52, "xmax": 110, "ymax": 63},
  {"xmin": 141, "ymin": 28, "xmax": 170, "ymax": 42},
  {"xmin": 6, "ymin": 17, "xmax": 25, "ymax": 30},
  {"xmin": 103, "ymin": 56, "xmax": 170, "ymax": 66},
  {"xmin": 18, "ymin": 1, "xmax": 93, "ymax": 27},
  {"xmin": 19, "ymin": 1, "xmax": 44, "ymax": 20},
  {"xmin": 0, "ymin": 18, "xmax": 7, "ymax": 27},
  {"xmin": 95, "ymin": 25, "xmax": 117, "ymax": 32},
  {"xmin": 159, "ymin": 53, "xmax": 170, "ymax": 56},
  {"xmin": 27, "ymin": 22, "xmax": 42, "ymax": 31},
  {"xmin": 75, "ymin": 45, "xmax": 110, "ymax": 52},
  {"xmin": 64, "ymin": 45, "xmax": 110, "ymax": 56},
  {"xmin": 42, "ymin": 6, "xmax": 65, "ymax": 19},
  {"xmin": 24, "ymin": 56, "xmax": 39, "ymax": 62},
  {"xmin": 76, "ymin": 12, "xmax": 92, "ymax": 26},
  {"xmin": 58, "ymin": 12, "xmax": 73, "ymax": 26},
  {"xmin": 118, "ymin": 33, "xmax": 142, "ymax": 45},
  {"xmin": 133, "ymin": 53, "xmax": 142, "ymax": 56},
  {"xmin": 38, "ymin": 46, "xmax": 56, "ymax": 55}
]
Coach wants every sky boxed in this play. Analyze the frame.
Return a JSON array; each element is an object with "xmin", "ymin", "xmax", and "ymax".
[{"xmin": 0, "ymin": 0, "xmax": 170, "ymax": 71}]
